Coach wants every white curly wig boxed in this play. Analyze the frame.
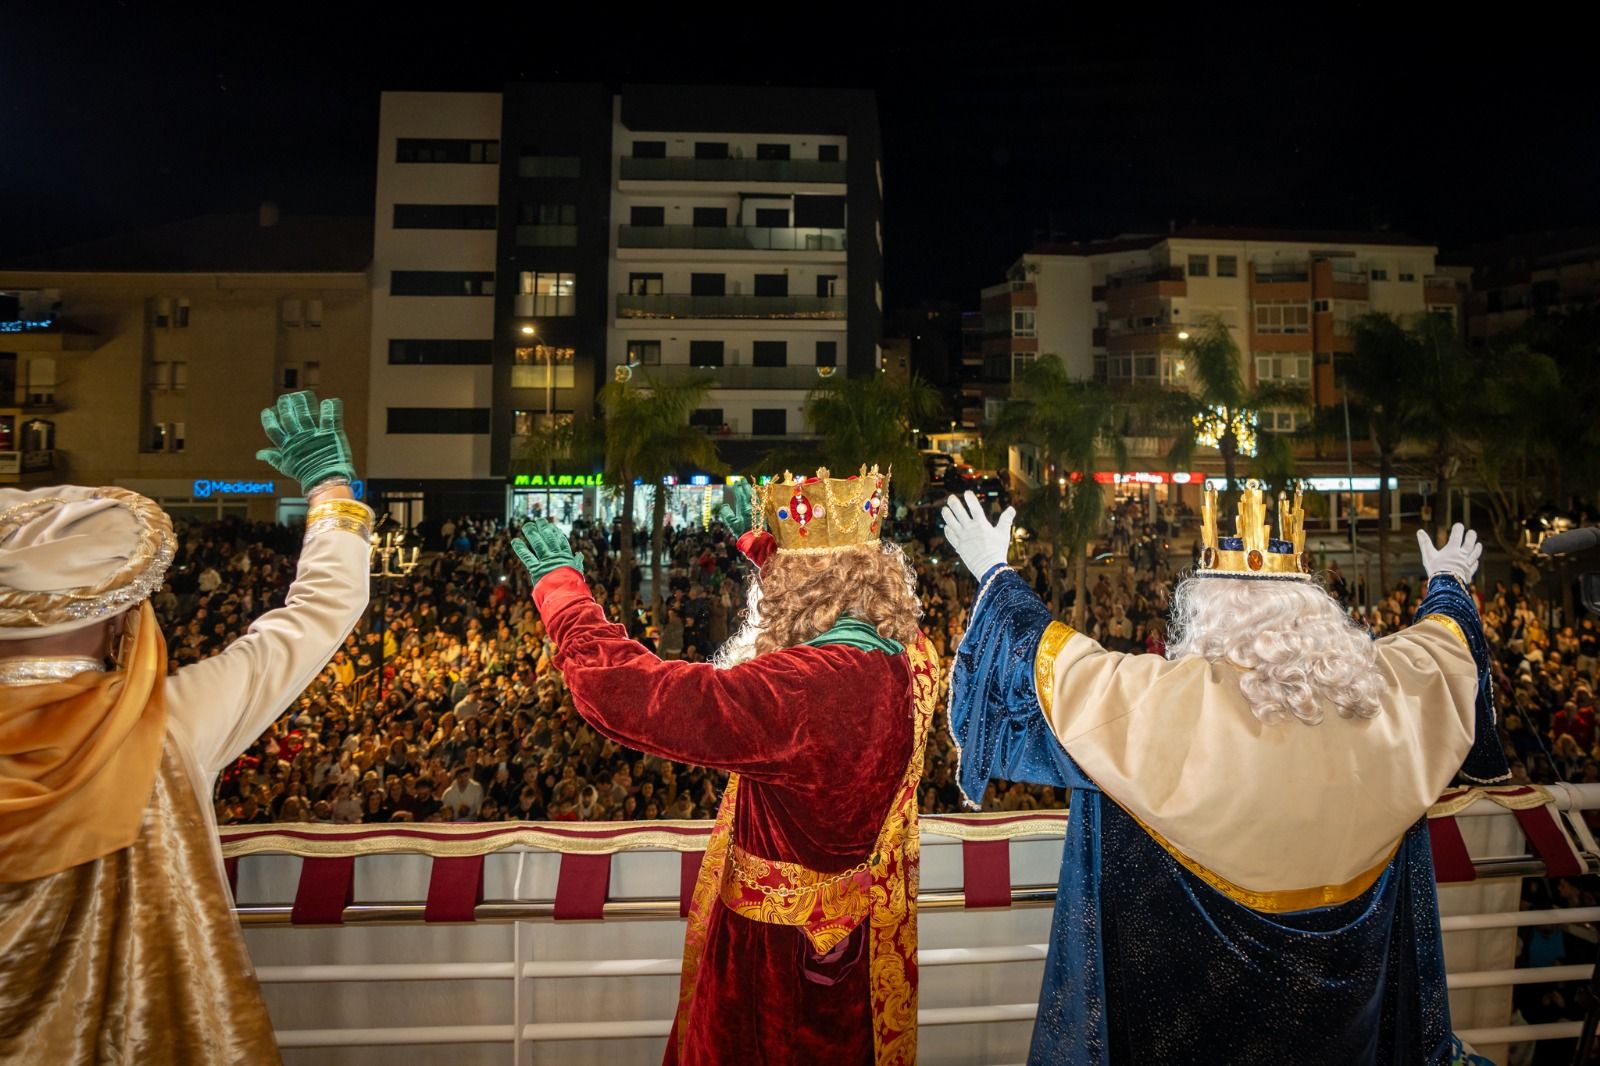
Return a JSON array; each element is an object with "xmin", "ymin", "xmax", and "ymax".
[{"xmin": 1165, "ymin": 575, "xmax": 1383, "ymax": 725}]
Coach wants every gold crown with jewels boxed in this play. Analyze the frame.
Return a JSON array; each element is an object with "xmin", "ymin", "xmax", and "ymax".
[
  {"xmin": 1197, "ymin": 482, "xmax": 1312, "ymax": 580},
  {"xmin": 754, "ymin": 465, "xmax": 891, "ymax": 555}
]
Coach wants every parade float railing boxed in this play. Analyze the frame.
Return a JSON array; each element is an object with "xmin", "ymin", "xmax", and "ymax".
[{"xmin": 224, "ymin": 783, "xmax": 1600, "ymax": 1066}]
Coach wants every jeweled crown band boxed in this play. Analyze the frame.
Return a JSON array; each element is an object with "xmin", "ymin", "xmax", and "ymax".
[
  {"xmin": 755, "ymin": 464, "xmax": 891, "ymax": 554},
  {"xmin": 1196, "ymin": 482, "xmax": 1313, "ymax": 580}
]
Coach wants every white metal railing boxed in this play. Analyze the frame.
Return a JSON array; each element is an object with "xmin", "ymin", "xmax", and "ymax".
[{"xmin": 236, "ymin": 789, "xmax": 1600, "ymax": 1063}]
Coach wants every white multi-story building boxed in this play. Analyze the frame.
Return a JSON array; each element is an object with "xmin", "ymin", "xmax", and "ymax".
[{"xmin": 367, "ymin": 85, "xmax": 882, "ymax": 524}]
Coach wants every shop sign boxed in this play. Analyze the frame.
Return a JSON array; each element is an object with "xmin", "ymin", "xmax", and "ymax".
[
  {"xmin": 513, "ymin": 473, "xmax": 603, "ymax": 488},
  {"xmin": 194, "ymin": 478, "xmax": 277, "ymax": 498},
  {"xmin": 1202, "ymin": 477, "xmax": 1399, "ymax": 492}
]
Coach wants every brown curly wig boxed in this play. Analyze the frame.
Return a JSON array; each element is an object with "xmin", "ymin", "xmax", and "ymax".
[{"xmin": 751, "ymin": 542, "xmax": 923, "ymax": 656}]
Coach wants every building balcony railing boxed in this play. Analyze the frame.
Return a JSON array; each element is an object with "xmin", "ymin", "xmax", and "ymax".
[
  {"xmin": 616, "ymin": 293, "xmax": 847, "ymax": 320},
  {"xmin": 515, "ymin": 224, "xmax": 578, "ymax": 247},
  {"xmin": 0, "ymin": 449, "xmax": 55, "ymax": 478},
  {"xmin": 617, "ymin": 225, "xmax": 847, "ymax": 252},
  {"xmin": 628, "ymin": 362, "xmax": 834, "ymax": 389},
  {"xmin": 619, "ymin": 157, "xmax": 848, "ymax": 184},
  {"xmin": 1253, "ymin": 266, "xmax": 1311, "ymax": 283},
  {"xmin": 1106, "ymin": 265, "xmax": 1185, "ymax": 288}
]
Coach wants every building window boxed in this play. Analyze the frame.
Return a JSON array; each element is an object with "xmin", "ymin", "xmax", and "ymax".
[
  {"xmin": 391, "ymin": 271, "xmax": 495, "ymax": 296},
  {"xmin": 386, "ymin": 407, "xmax": 491, "ymax": 434},
  {"xmin": 628, "ymin": 273, "xmax": 664, "ymax": 296},
  {"xmin": 690, "ymin": 273, "xmax": 726, "ymax": 297},
  {"xmin": 513, "ymin": 409, "xmax": 574, "ymax": 435},
  {"xmin": 1011, "ymin": 352, "xmax": 1037, "ymax": 380},
  {"xmin": 512, "ymin": 346, "xmax": 576, "ymax": 389},
  {"xmin": 1254, "ymin": 301, "xmax": 1310, "ymax": 334},
  {"xmin": 304, "ymin": 299, "xmax": 323, "ymax": 327},
  {"xmin": 756, "ymin": 143, "xmax": 791, "ymax": 161},
  {"xmin": 632, "ymin": 140, "xmax": 666, "ymax": 158},
  {"xmin": 627, "ymin": 340, "xmax": 661, "ymax": 366},
  {"xmin": 815, "ymin": 340, "xmax": 838, "ymax": 367},
  {"xmin": 151, "ymin": 298, "xmax": 171, "ymax": 328},
  {"xmin": 753, "ymin": 340, "xmax": 787, "ymax": 367},
  {"xmin": 24, "ymin": 357, "xmax": 56, "ymax": 405},
  {"xmin": 818, "ymin": 144, "xmax": 841, "ymax": 162},
  {"xmin": 1217, "ymin": 255, "xmax": 1238, "ymax": 278},
  {"xmin": 630, "ymin": 205, "xmax": 665, "ymax": 226},
  {"xmin": 516, "ymin": 154, "xmax": 580, "ymax": 178},
  {"xmin": 148, "ymin": 423, "xmax": 168, "ymax": 451},
  {"xmin": 689, "ymin": 340, "xmax": 725, "ymax": 367},
  {"xmin": 752, "ymin": 409, "xmax": 787, "ymax": 436},
  {"xmin": 172, "ymin": 361, "xmax": 189, "ymax": 389},
  {"xmin": 175, "ymin": 298, "xmax": 190, "ymax": 327},
  {"xmin": 519, "ymin": 203, "xmax": 576, "ymax": 225},
  {"xmin": 302, "ymin": 361, "xmax": 321, "ymax": 387},
  {"xmin": 171, "ymin": 422, "xmax": 186, "ymax": 453},
  {"xmin": 1398, "ymin": 270, "xmax": 1416, "ymax": 282},
  {"xmin": 1255, "ymin": 355, "xmax": 1311, "ymax": 383},
  {"xmin": 392, "ymin": 203, "xmax": 498, "ymax": 229},
  {"xmin": 280, "ymin": 365, "xmax": 300, "ymax": 390},
  {"xmin": 1428, "ymin": 304, "xmax": 1457, "ymax": 324},
  {"xmin": 694, "ymin": 142, "xmax": 729, "ymax": 160},
  {"xmin": 1160, "ymin": 353, "xmax": 1187, "ymax": 385},
  {"xmin": 1012, "ymin": 309, "xmax": 1036, "ymax": 337},
  {"xmin": 1312, "ymin": 299, "xmax": 1330, "ymax": 313},
  {"xmin": 754, "ymin": 274, "xmax": 788, "ymax": 298},
  {"xmin": 1370, "ymin": 266, "xmax": 1389, "ymax": 281},
  {"xmin": 1187, "ymin": 254, "xmax": 1209, "ymax": 277},
  {"xmin": 280, "ymin": 298, "xmax": 301, "ymax": 325},
  {"xmin": 1262, "ymin": 409, "xmax": 1305, "ymax": 433},
  {"xmin": 755, "ymin": 208, "xmax": 790, "ymax": 228},
  {"xmin": 690, "ymin": 408, "xmax": 724, "ymax": 430},
  {"xmin": 817, "ymin": 275, "xmax": 838, "ymax": 298},
  {"xmin": 388, "ymin": 339, "xmax": 493, "ymax": 364},
  {"xmin": 396, "ymin": 138, "xmax": 500, "ymax": 164},
  {"xmin": 149, "ymin": 361, "xmax": 172, "ymax": 389},
  {"xmin": 692, "ymin": 207, "xmax": 727, "ymax": 228},
  {"xmin": 515, "ymin": 272, "xmax": 575, "ymax": 316}
]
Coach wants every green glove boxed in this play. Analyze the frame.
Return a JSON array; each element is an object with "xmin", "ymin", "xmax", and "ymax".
[
  {"xmin": 512, "ymin": 519, "xmax": 584, "ymax": 586},
  {"xmin": 715, "ymin": 480, "xmax": 755, "ymax": 535},
  {"xmin": 256, "ymin": 391, "xmax": 356, "ymax": 494}
]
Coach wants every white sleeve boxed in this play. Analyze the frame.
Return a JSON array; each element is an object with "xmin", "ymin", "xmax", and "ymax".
[{"xmin": 165, "ymin": 527, "xmax": 371, "ymax": 774}]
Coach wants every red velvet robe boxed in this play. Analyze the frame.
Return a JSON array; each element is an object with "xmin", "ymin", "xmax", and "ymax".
[{"xmin": 535, "ymin": 568, "xmax": 915, "ymax": 1065}]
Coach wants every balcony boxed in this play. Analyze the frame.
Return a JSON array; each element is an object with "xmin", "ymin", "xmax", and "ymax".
[
  {"xmin": 617, "ymin": 225, "xmax": 846, "ymax": 252},
  {"xmin": 515, "ymin": 224, "xmax": 578, "ymax": 247},
  {"xmin": 619, "ymin": 157, "xmax": 847, "ymax": 184},
  {"xmin": 627, "ymin": 362, "xmax": 830, "ymax": 390},
  {"xmin": 616, "ymin": 293, "xmax": 847, "ymax": 320},
  {"xmin": 1254, "ymin": 266, "xmax": 1311, "ymax": 283}
]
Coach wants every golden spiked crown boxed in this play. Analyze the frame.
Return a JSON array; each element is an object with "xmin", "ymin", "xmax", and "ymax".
[
  {"xmin": 753, "ymin": 465, "xmax": 891, "ymax": 555},
  {"xmin": 1196, "ymin": 481, "xmax": 1312, "ymax": 580}
]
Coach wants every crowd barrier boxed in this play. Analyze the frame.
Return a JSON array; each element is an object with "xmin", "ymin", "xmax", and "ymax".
[{"xmin": 224, "ymin": 784, "xmax": 1600, "ymax": 1065}]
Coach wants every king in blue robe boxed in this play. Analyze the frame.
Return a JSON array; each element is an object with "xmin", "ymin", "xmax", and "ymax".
[{"xmin": 944, "ymin": 489, "xmax": 1507, "ymax": 1065}]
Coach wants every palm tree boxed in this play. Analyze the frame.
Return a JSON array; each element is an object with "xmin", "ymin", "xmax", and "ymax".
[
  {"xmin": 985, "ymin": 355, "xmax": 1126, "ymax": 627},
  {"xmin": 772, "ymin": 374, "xmax": 944, "ymax": 503},
  {"xmin": 1156, "ymin": 316, "xmax": 1308, "ymax": 515},
  {"xmin": 513, "ymin": 416, "xmax": 603, "ymax": 519},
  {"xmin": 1340, "ymin": 312, "xmax": 1433, "ymax": 593},
  {"xmin": 597, "ymin": 372, "xmax": 724, "ymax": 628},
  {"xmin": 1408, "ymin": 311, "xmax": 1479, "ymax": 540}
]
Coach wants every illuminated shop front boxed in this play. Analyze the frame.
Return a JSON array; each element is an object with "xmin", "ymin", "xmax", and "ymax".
[{"xmin": 507, "ymin": 472, "xmax": 745, "ymax": 533}]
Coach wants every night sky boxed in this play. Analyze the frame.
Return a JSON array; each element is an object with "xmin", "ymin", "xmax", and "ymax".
[{"xmin": 6, "ymin": 5, "xmax": 1598, "ymax": 306}]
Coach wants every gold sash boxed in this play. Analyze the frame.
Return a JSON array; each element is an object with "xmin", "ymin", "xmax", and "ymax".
[{"xmin": 0, "ymin": 602, "xmax": 168, "ymax": 882}]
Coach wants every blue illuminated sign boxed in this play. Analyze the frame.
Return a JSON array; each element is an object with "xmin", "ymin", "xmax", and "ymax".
[
  {"xmin": 0, "ymin": 317, "xmax": 58, "ymax": 333},
  {"xmin": 689, "ymin": 475, "xmax": 711, "ymax": 486},
  {"xmin": 192, "ymin": 478, "xmax": 364, "ymax": 499}
]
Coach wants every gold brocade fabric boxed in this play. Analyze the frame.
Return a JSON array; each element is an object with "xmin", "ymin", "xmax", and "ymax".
[
  {"xmin": 0, "ymin": 748, "xmax": 280, "ymax": 1065},
  {"xmin": 676, "ymin": 631, "xmax": 938, "ymax": 1066}
]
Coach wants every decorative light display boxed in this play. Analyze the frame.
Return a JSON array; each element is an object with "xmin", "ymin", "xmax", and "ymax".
[{"xmin": 1192, "ymin": 405, "xmax": 1258, "ymax": 458}]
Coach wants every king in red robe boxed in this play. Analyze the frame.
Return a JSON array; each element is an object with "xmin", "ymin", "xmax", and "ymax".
[{"xmin": 512, "ymin": 466, "xmax": 934, "ymax": 1065}]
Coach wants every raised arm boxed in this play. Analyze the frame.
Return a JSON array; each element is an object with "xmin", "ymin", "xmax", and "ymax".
[
  {"xmin": 943, "ymin": 494, "xmax": 1079, "ymax": 805},
  {"xmin": 518, "ymin": 524, "xmax": 851, "ymax": 781},
  {"xmin": 167, "ymin": 391, "xmax": 371, "ymax": 773}
]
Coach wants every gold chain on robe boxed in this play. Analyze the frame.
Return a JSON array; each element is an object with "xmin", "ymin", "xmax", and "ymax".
[{"xmin": 674, "ymin": 631, "xmax": 938, "ymax": 1065}]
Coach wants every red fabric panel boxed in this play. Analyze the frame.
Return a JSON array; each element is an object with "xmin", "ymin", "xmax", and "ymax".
[
  {"xmin": 681, "ymin": 850, "xmax": 705, "ymax": 919},
  {"xmin": 1427, "ymin": 817, "xmax": 1476, "ymax": 883},
  {"xmin": 554, "ymin": 852, "xmax": 611, "ymax": 920},
  {"xmin": 1513, "ymin": 806, "xmax": 1583, "ymax": 878},
  {"xmin": 291, "ymin": 855, "xmax": 355, "ymax": 925},
  {"xmin": 532, "ymin": 567, "xmax": 594, "ymax": 624},
  {"xmin": 962, "ymin": 838, "xmax": 1012, "ymax": 908},
  {"xmin": 424, "ymin": 854, "xmax": 485, "ymax": 923},
  {"xmin": 224, "ymin": 857, "xmax": 239, "ymax": 898}
]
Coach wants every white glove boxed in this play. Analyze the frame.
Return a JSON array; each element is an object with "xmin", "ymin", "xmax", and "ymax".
[
  {"xmin": 1417, "ymin": 523, "xmax": 1482, "ymax": 583},
  {"xmin": 941, "ymin": 491, "xmax": 1015, "ymax": 577}
]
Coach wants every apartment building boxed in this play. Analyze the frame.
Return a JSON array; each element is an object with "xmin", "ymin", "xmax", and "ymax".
[
  {"xmin": 0, "ymin": 211, "xmax": 371, "ymax": 520},
  {"xmin": 1449, "ymin": 229, "xmax": 1600, "ymax": 342},
  {"xmin": 369, "ymin": 85, "xmax": 882, "ymax": 524}
]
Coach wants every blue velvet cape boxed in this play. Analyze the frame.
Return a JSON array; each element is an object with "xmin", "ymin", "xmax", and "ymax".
[{"xmin": 949, "ymin": 569, "xmax": 1506, "ymax": 1065}]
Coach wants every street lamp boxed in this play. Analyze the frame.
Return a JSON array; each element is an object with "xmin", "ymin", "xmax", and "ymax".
[
  {"xmin": 367, "ymin": 515, "xmax": 419, "ymax": 701},
  {"xmin": 521, "ymin": 322, "xmax": 556, "ymax": 521}
]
